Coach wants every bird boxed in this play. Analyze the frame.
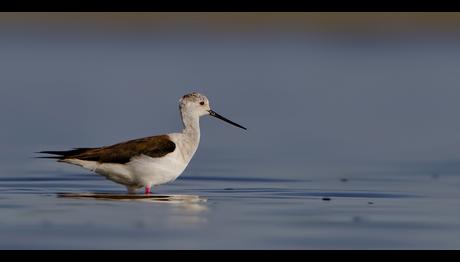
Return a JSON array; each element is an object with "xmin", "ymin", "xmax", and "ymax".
[{"xmin": 38, "ymin": 92, "xmax": 247, "ymax": 194}]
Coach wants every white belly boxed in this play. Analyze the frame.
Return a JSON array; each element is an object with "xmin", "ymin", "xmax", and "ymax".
[{"xmin": 127, "ymin": 151, "xmax": 188, "ymax": 186}]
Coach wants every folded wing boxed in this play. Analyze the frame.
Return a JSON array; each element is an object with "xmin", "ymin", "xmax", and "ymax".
[{"xmin": 38, "ymin": 135, "xmax": 176, "ymax": 164}]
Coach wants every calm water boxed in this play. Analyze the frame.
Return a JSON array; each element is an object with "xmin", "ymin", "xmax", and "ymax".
[{"xmin": 2, "ymin": 25, "xmax": 460, "ymax": 249}]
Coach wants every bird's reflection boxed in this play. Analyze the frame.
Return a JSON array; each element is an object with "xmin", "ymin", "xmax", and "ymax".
[
  {"xmin": 57, "ymin": 192, "xmax": 208, "ymax": 212},
  {"xmin": 58, "ymin": 192, "xmax": 209, "ymax": 226}
]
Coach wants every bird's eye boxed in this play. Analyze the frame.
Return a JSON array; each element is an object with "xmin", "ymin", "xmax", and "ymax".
[{"xmin": 200, "ymin": 102, "xmax": 205, "ymax": 105}]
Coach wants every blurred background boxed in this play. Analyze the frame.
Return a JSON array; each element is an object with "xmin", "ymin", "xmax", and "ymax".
[
  {"xmin": 1, "ymin": 12, "xmax": 460, "ymax": 178},
  {"xmin": 4, "ymin": 12, "xmax": 460, "ymax": 250}
]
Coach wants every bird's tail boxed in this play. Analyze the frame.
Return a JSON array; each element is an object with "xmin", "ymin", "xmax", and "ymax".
[{"xmin": 36, "ymin": 148, "xmax": 93, "ymax": 160}]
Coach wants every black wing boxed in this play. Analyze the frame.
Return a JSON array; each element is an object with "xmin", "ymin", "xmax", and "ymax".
[{"xmin": 38, "ymin": 135, "xmax": 176, "ymax": 164}]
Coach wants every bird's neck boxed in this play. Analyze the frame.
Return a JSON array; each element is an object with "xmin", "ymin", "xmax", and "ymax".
[{"xmin": 181, "ymin": 110, "xmax": 201, "ymax": 143}]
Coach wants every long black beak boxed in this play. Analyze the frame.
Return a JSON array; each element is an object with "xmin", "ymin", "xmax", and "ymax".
[{"xmin": 208, "ymin": 110, "xmax": 247, "ymax": 130}]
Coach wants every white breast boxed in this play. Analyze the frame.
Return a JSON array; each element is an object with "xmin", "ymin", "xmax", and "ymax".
[{"xmin": 127, "ymin": 132, "xmax": 199, "ymax": 187}]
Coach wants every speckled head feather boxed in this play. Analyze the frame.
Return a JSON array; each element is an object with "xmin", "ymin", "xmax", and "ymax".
[
  {"xmin": 178, "ymin": 92, "xmax": 212, "ymax": 119},
  {"xmin": 179, "ymin": 92, "xmax": 209, "ymax": 109}
]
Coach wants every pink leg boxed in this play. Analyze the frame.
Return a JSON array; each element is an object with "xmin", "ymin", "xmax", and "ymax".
[{"xmin": 145, "ymin": 187, "xmax": 152, "ymax": 194}]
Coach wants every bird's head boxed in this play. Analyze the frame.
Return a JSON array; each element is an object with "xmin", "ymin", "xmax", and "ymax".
[
  {"xmin": 179, "ymin": 92, "xmax": 247, "ymax": 130},
  {"xmin": 179, "ymin": 92, "xmax": 211, "ymax": 117}
]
